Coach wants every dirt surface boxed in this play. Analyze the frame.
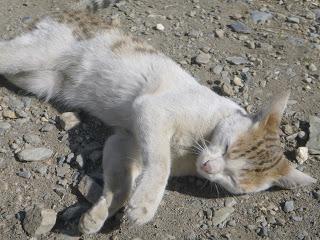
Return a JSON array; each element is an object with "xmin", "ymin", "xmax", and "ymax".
[{"xmin": 0, "ymin": 0, "xmax": 320, "ymax": 239}]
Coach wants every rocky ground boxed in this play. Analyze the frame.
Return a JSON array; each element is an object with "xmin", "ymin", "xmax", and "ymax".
[{"xmin": 0, "ymin": 0, "xmax": 320, "ymax": 239}]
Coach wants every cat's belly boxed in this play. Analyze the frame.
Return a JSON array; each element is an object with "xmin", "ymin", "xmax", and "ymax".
[{"xmin": 170, "ymin": 133, "xmax": 198, "ymax": 177}]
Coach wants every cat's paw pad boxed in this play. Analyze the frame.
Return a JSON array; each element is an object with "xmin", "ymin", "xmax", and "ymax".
[
  {"xmin": 78, "ymin": 212, "xmax": 104, "ymax": 234},
  {"xmin": 126, "ymin": 204, "xmax": 155, "ymax": 225}
]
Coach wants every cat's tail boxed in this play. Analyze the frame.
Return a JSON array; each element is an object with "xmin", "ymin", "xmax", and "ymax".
[{"xmin": 74, "ymin": 0, "xmax": 120, "ymax": 12}]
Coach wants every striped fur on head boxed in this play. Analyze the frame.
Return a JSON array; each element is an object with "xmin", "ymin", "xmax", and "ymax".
[{"xmin": 197, "ymin": 91, "xmax": 316, "ymax": 194}]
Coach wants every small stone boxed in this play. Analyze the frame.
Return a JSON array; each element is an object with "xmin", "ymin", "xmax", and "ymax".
[
  {"xmin": 0, "ymin": 158, "xmax": 9, "ymax": 169},
  {"xmin": 23, "ymin": 134, "xmax": 42, "ymax": 145},
  {"xmin": 17, "ymin": 169, "xmax": 32, "ymax": 178},
  {"xmin": 195, "ymin": 52, "xmax": 211, "ymax": 65},
  {"xmin": 227, "ymin": 220, "xmax": 236, "ymax": 227},
  {"xmin": 226, "ymin": 56, "xmax": 249, "ymax": 65},
  {"xmin": 251, "ymin": 11, "xmax": 272, "ymax": 24},
  {"xmin": 40, "ymin": 124, "xmax": 55, "ymax": 132},
  {"xmin": 291, "ymin": 215, "xmax": 303, "ymax": 222},
  {"xmin": 307, "ymin": 116, "xmax": 320, "ymax": 154},
  {"xmin": 75, "ymin": 154, "xmax": 85, "ymax": 169},
  {"xmin": 215, "ymin": 29, "xmax": 224, "ymax": 38},
  {"xmin": 0, "ymin": 121, "xmax": 11, "ymax": 134},
  {"xmin": 2, "ymin": 110, "xmax": 17, "ymax": 119},
  {"xmin": 258, "ymin": 227, "xmax": 268, "ymax": 237},
  {"xmin": 283, "ymin": 124, "xmax": 294, "ymax": 135},
  {"xmin": 312, "ymin": 190, "xmax": 320, "ymax": 200},
  {"xmin": 56, "ymin": 164, "xmax": 70, "ymax": 178},
  {"xmin": 308, "ymin": 63, "xmax": 317, "ymax": 72},
  {"xmin": 211, "ymin": 207, "xmax": 234, "ymax": 226},
  {"xmin": 283, "ymin": 200, "xmax": 294, "ymax": 212},
  {"xmin": 296, "ymin": 147, "xmax": 309, "ymax": 164},
  {"xmin": 222, "ymin": 83, "xmax": 234, "ymax": 97},
  {"xmin": 156, "ymin": 23, "xmax": 165, "ymax": 31},
  {"xmin": 229, "ymin": 21, "xmax": 252, "ymax": 34},
  {"xmin": 23, "ymin": 205, "xmax": 57, "ymax": 236},
  {"xmin": 275, "ymin": 217, "xmax": 286, "ymax": 226},
  {"xmin": 287, "ymin": 16, "xmax": 300, "ymax": 24},
  {"xmin": 17, "ymin": 148, "xmax": 53, "ymax": 162},
  {"xmin": 59, "ymin": 112, "xmax": 80, "ymax": 131},
  {"xmin": 224, "ymin": 198, "xmax": 237, "ymax": 207},
  {"xmin": 213, "ymin": 65, "xmax": 223, "ymax": 75},
  {"xmin": 78, "ymin": 175, "xmax": 103, "ymax": 204},
  {"xmin": 35, "ymin": 165, "xmax": 48, "ymax": 176},
  {"xmin": 233, "ymin": 76, "xmax": 243, "ymax": 87}
]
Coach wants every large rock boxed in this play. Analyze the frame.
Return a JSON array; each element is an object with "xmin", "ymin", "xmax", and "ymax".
[
  {"xmin": 23, "ymin": 205, "xmax": 57, "ymax": 236},
  {"xmin": 17, "ymin": 148, "xmax": 53, "ymax": 162},
  {"xmin": 307, "ymin": 116, "xmax": 320, "ymax": 154}
]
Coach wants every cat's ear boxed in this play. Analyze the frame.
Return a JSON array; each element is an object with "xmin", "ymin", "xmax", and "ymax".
[
  {"xmin": 255, "ymin": 91, "xmax": 290, "ymax": 130},
  {"xmin": 275, "ymin": 166, "xmax": 317, "ymax": 189}
]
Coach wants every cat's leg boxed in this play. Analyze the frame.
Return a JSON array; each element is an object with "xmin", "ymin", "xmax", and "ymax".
[
  {"xmin": 126, "ymin": 98, "xmax": 172, "ymax": 225},
  {"xmin": 0, "ymin": 18, "xmax": 74, "ymax": 74},
  {"xmin": 79, "ymin": 130, "xmax": 142, "ymax": 234},
  {"xmin": 4, "ymin": 70, "xmax": 61, "ymax": 100}
]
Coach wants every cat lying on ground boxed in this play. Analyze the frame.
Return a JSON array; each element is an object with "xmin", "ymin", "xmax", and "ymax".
[{"xmin": 0, "ymin": 0, "xmax": 316, "ymax": 234}]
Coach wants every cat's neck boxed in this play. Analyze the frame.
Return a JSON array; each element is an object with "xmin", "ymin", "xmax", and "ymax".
[{"xmin": 195, "ymin": 89, "xmax": 247, "ymax": 140}]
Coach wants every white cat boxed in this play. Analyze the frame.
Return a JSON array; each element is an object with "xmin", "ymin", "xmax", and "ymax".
[{"xmin": 0, "ymin": 0, "xmax": 316, "ymax": 234}]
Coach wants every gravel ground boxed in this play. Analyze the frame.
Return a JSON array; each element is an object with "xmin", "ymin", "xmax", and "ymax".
[{"xmin": 1, "ymin": 0, "xmax": 320, "ymax": 239}]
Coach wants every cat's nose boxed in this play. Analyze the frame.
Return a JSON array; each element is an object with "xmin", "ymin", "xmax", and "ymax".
[{"xmin": 201, "ymin": 161, "xmax": 214, "ymax": 174}]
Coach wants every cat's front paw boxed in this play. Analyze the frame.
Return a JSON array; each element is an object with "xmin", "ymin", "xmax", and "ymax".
[
  {"xmin": 79, "ymin": 211, "xmax": 104, "ymax": 234},
  {"xmin": 126, "ymin": 203, "xmax": 156, "ymax": 225}
]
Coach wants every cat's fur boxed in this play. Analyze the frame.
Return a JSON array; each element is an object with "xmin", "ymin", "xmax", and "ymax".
[{"xmin": 0, "ymin": 1, "xmax": 316, "ymax": 234}]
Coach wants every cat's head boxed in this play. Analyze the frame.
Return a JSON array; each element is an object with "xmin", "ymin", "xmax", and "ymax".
[{"xmin": 196, "ymin": 91, "xmax": 317, "ymax": 194}]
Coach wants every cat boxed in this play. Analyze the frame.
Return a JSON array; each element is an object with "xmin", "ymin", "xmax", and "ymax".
[{"xmin": 0, "ymin": 0, "xmax": 316, "ymax": 235}]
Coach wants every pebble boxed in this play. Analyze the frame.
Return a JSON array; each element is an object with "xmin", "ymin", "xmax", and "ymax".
[
  {"xmin": 195, "ymin": 52, "xmax": 211, "ymax": 65},
  {"xmin": 23, "ymin": 134, "xmax": 42, "ymax": 145},
  {"xmin": 22, "ymin": 205, "xmax": 57, "ymax": 236},
  {"xmin": 291, "ymin": 215, "xmax": 303, "ymax": 222},
  {"xmin": 312, "ymin": 190, "xmax": 320, "ymax": 200},
  {"xmin": 75, "ymin": 154, "xmax": 85, "ymax": 168},
  {"xmin": 251, "ymin": 11, "xmax": 273, "ymax": 24},
  {"xmin": 307, "ymin": 116, "xmax": 320, "ymax": 154},
  {"xmin": 2, "ymin": 110, "xmax": 17, "ymax": 119},
  {"xmin": 78, "ymin": 175, "xmax": 102, "ymax": 204},
  {"xmin": 211, "ymin": 207, "xmax": 234, "ymax": 226},
  {"xmin": 222, "ymin": 83, "xmax": 234, "ymax": 97},
  {"xmin": 156, "ymin": 23, "xmax": 165, "ymax": 31},
  {"xmin": 229, "ymin": 21, "xmax": 252, "ymax": 34},
  {"xmin": 0, "ymin": 121, "xmax": 11, "ymax": 134},
  {"xmin": 215, "ymin": 29, "xmax": 224, "ymax": 38},
  {"xmin": 17, "ymin": 168, "xmax": 32, "ymax": 178},
  {"xmin": 34, "ymin": 165, "xmax": 48, "ymax": 176},
  {"xmin": 308, "ymin": 63, "xmax": 317, "ymax": 72},
  {"xmin": 226, "ymin": 56, "xmax": 249, "ymax": 65},
  {"xmin": 40, "ymin": 124, "xmax": 55, "ymax": 132},
  {"xmin": 287, "ymin": 16, "xmax": 300, "ymax": 24},
  {"xmin": 212, "ymin": 65, "xmax": 223, "ymax": 75},
  {"xmin": 296, "ymin": 147, "xmax": 309, "ymax": 164},
  {"xmin": 0, "ymin": 158, "xmax": 8, "ymax": 169},
  {"xmin": 258, "ymin": 226, "xmax": 268, "ymax": 237},
  {"xmin": 283, "ymin": 200, "xmax": 294, "ymax": 212},
  {"xmin": 59, "ymin": 112, "xmax": 80, "ymax": 131},
  {"xmin": 233, "ymin": 76, "xmax": 243, "ymax": 87},
  {"xmin": 17, "ymin": 148, "xmax": 53, "ymax": 162}
]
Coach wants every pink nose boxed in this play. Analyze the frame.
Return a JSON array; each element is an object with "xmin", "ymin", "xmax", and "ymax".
[{"xmin": 201, "ymin": 161, "xmax": 214, "ymax": 173}]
